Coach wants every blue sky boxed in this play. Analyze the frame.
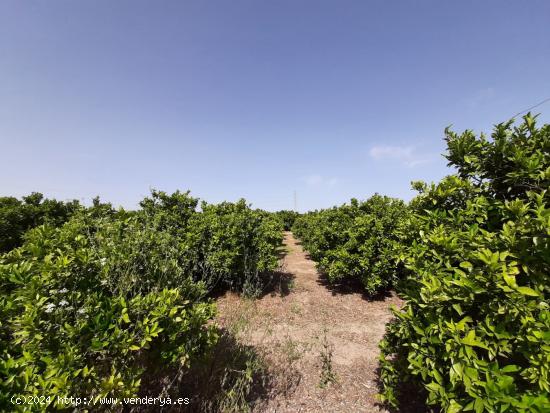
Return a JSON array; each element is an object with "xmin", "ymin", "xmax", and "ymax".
[{"xmin": 1, "ymin": 1, "xmax": 549, "ymax": 211}]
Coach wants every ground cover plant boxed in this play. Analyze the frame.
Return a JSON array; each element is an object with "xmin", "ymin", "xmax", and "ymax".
[
  {"xmin": 379, "ymin": 114, "xmax": 550, "ymax": 412},
  {"xmin": 0, "ymin": 190, "xmax": 283, "ymax": 411},
  {"xmin": 293, "ymin": 195, "xmax": 410, "ymax": 295}
]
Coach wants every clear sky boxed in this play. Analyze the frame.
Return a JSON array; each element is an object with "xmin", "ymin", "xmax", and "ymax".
[{"xmin": 1, "ymin": 1, "xmax": 549, "ymax": 211}]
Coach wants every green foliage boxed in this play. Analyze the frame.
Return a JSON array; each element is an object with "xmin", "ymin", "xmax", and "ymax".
[
  {"xmin": 292, "ymin": 203, "xmax": 355, "ymax": 263},
  {"xmin": 0, "ymin": 193, "xmax": 81, "ymax": 253},
  {"xmin": 380, "ymin": 114, "xmax": 550, "ymax": 412},
  {"xmin": 0, "ymin": 211, "xmax": 217, "ymax": 410},
  {"xmin": 273, "ymin": 210, "xmax": 300, "ymax": 231},
  {"xmin": 188, "ymin": 200, "xmax": 284, "ymax": 295},
  {"xmin": 138, "ymin": 191, "xmax": 284, "ymax": 295},
  {"xmin": 293, "ymin": 195, "xmax": 409, "ymax": 295},
  {"xmin": 0, "ymin": 190, "xmax": 283, "ymax": 410}
]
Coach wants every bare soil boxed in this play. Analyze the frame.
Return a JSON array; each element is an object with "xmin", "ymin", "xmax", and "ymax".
[{"xmin": 215, "ymin": 232, "xmax": 403, "ymax": 413}]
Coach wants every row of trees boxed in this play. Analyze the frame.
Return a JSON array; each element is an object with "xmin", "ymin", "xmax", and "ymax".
[
  {"xmin": 293, "ymin": 195, "xmax": 408, "ymax": 295},
  {"xmin": 1, "ymin": 114, "xmax": 548, "ymax": 412},
  {"xmin": 293, "ymin": 115, "xmax": 549, "ymax": 412},
  {"xmin": 0, "ymin": 193, "xmax": 81, "ymax": 253},
  {"xmin": 0, "ymin": 190, "xmax": 283, "ymax": 410}
]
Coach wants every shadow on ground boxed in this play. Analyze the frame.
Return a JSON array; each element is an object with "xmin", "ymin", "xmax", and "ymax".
[
  {"xmin": 259, "ymin": 270, "xmax": 296, "ymax": 298},
  {"xmin": 134, "ymin": 329, "xmax": 276, "ymax": 412},
  {"xmin": 315, "ymin": 269, "xmax": 394, "ymax": 302}
]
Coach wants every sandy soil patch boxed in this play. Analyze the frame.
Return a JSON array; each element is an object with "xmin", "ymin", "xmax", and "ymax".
[{"xmin": 215, "ymin": 232, "xmax": 403, "ymax": 413}]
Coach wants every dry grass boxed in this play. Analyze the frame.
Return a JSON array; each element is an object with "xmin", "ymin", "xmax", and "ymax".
[
  {"xmin": 214, "ymin": 232, "xmax": 403, "ymax": 412},
  {"xmin": 130, "ymin": 232, "xmax": 403, "ymax": 412}
]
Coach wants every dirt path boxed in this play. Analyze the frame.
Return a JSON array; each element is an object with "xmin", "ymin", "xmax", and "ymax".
[{"xmin": 216, "ymin": 232, "xmax": 402, "ymax": 412}]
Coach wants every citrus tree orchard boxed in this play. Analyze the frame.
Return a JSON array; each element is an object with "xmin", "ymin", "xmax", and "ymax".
[{"xmin": 0, "ymin": 191, "xmax": 282, "ymax": 410}]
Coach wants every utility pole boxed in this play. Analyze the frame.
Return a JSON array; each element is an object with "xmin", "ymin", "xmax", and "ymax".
[{"xmin": 293, "ymin": 190, "xmax": 297, "ymax": 212}]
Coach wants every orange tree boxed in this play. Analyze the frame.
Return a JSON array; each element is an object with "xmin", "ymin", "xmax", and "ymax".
[
  {"xmin": 379, "ymin": 114, "xmax": 550, "ymax": 412},
  {"xmin": 293, "ymin": 195, "xmax": 409, "ymax": 295},
  {"xmin": 0, "ymin": 190, "xmax": 283, "ymax": 410}
]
